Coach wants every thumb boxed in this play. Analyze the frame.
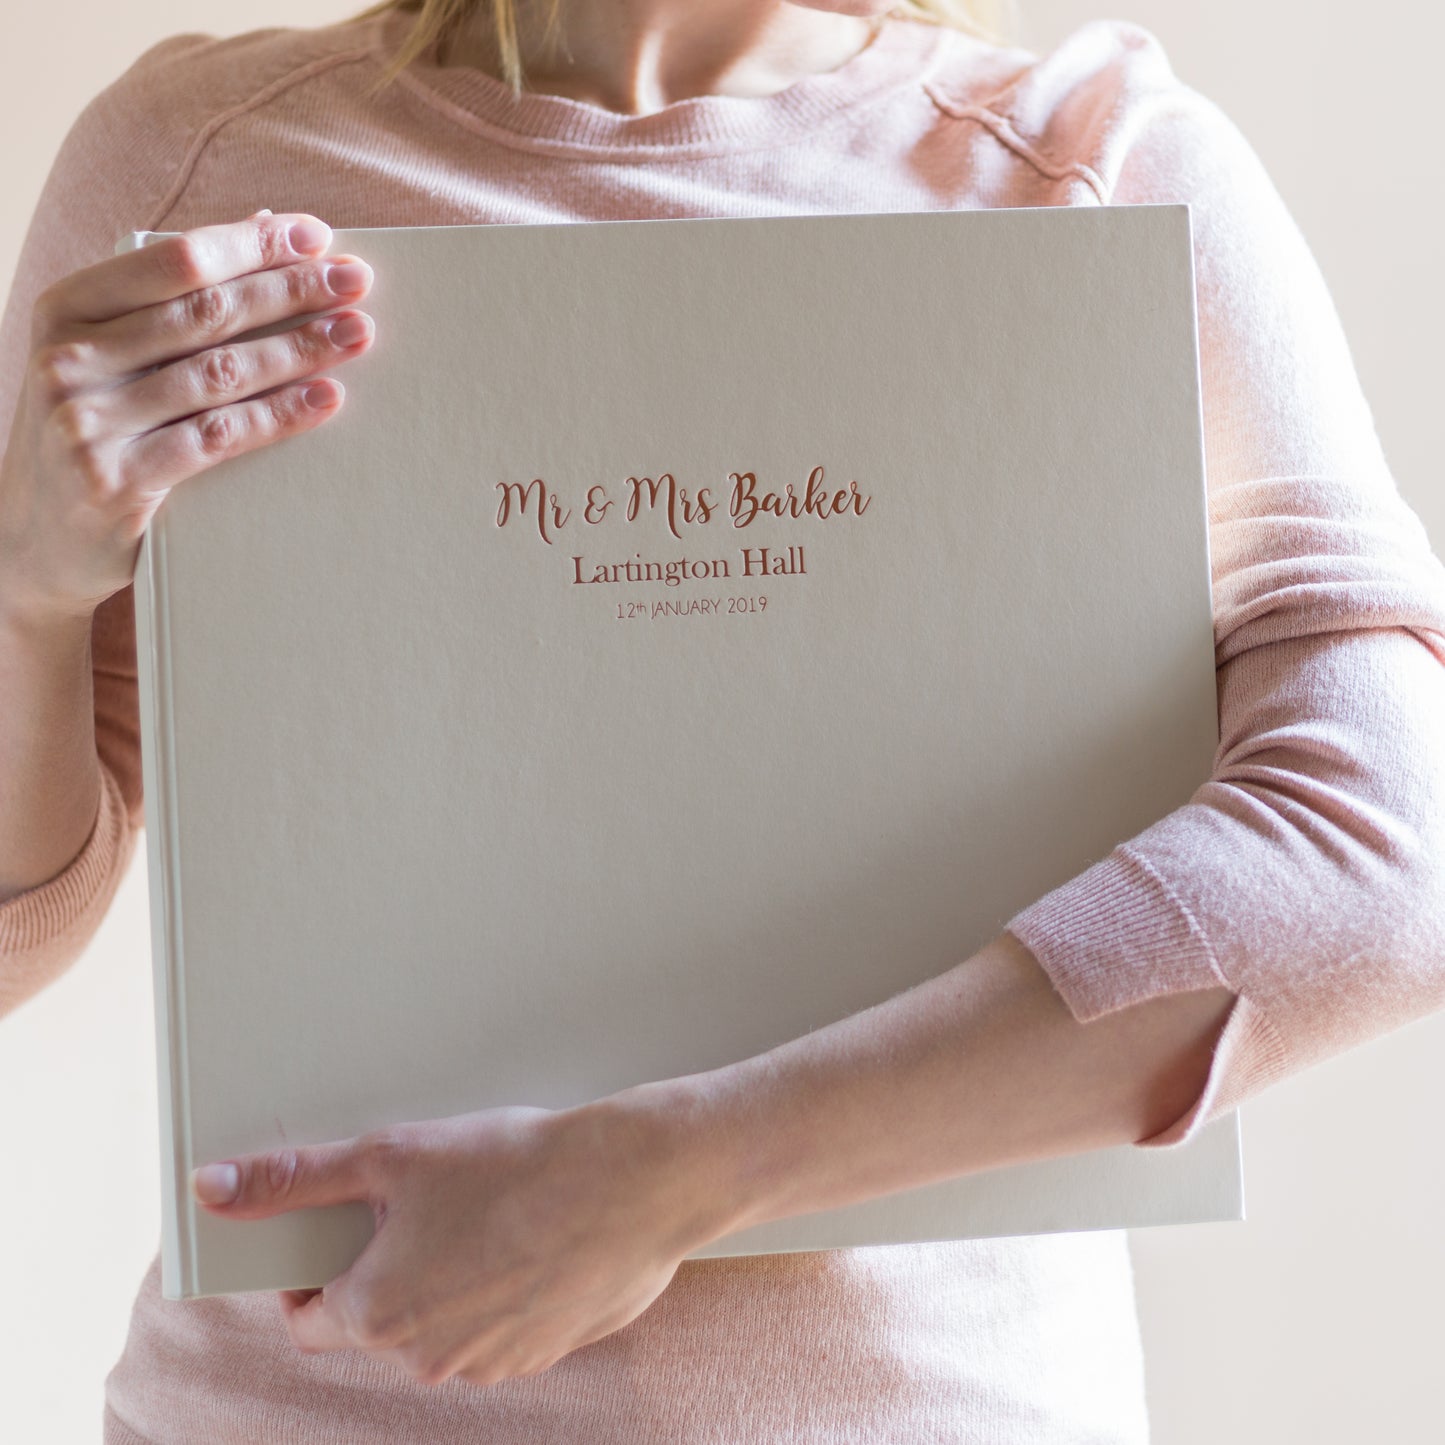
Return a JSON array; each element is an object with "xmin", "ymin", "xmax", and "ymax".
[{"xmin": 191, "ymin": 1138, "xmax": 372, "ymax": 1218}]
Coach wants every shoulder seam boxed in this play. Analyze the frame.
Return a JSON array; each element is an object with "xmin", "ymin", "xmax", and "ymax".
[
  {"xmin": 922, "ymin": 81, "xmax": 1108, "ymax": 203},
  {"xmin": 146, "ymin": 43, "xmax": 379, "ymax": 230}
]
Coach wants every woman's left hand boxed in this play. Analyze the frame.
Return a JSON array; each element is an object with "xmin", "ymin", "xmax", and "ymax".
[{"xmin": 189, "ymin": 1091, "xmax": 734, "ymax": 1388}]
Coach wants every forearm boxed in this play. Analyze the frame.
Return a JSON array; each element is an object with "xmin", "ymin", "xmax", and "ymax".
[
  {"xmin": 604, "ymin": 931, "xmax": 1235, "ymax": 1243},
  {"xmin": 0, "ymin": 596, "xmax": 102, "ymax": 903}
]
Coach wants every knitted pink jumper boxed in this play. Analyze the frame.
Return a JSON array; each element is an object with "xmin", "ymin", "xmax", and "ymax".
[{"xmin": 2, "ymin": 11, "xmax": 1443, "ymax": 1442}]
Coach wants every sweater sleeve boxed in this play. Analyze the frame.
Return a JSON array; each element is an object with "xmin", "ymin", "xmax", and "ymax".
[
  {"xmin": 0, "ymin": 34, "xmax": 211, "ymax": 1018},
  {"xmin": 1002, "ymin": 27, "xmax": 1445, "ymax": 1148}
]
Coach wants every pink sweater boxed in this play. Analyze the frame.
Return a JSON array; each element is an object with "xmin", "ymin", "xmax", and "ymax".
[{"xmin": 4, "ymin": 10, "xmax": 1445, "ymax": 1442}]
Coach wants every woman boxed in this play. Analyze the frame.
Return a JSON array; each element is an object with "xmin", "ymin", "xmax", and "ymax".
[{"xmin": 3, "ymin": 1, "xmax": 1444, "ymax": 1440}]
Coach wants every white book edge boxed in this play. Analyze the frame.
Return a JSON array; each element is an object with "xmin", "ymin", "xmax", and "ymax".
[{"xmin": 117, "ymin": 227, "xmax": 196, "ymax": 1297}]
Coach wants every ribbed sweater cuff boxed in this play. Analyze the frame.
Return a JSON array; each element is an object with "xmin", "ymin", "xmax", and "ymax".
[
  {"xmin": 1005, "ymin": 843, "xmax": 1291, "ymax": 1148},
  {"xmin": 0, "ymin": 759, "xmax": 130, "ymax": 1012}
]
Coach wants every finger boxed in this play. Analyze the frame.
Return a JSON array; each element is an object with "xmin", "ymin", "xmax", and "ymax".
[
  {"xmin": 109, "ymin": 301, "xmax": 372, "ymax": 443},
  {"xmin": 112, "ymin": 303, "xmax": 375, "ymax": 439},
  {"xmin": 277, "ymin": 1286, "xmax": 322, "ymax": 1317},
  {"xmin": 53, "ymin": 247, "xmax": 374, "ymax": 398},
  {"xmin": 39, "ymin": 210, "xmax": 335, "ymax": 330},
  {"xmin": 191, "ymin": 1136, "xmax": 373, "ymax": 1218},
  {"xmin": 281, "ymin": 1285, "xmax": 356, "ymax": 1354},
  {"xmin": 282, "ymin": 1246, "xmax": 398, "ymax": 1357},
  {"xmin": 121, "ymin": 371, "xmax": 347, "ymax": 500}
]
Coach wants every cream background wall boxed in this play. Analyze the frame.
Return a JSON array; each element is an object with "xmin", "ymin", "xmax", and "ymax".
[{"xmin": 1, "ymin": 2, "xmax": 1440, "ymax": 1440}]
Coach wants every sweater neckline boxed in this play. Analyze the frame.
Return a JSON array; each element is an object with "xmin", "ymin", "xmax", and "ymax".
[{"xmin": 369, "ymin": 10, "xmax": 953, "ymax": 157}]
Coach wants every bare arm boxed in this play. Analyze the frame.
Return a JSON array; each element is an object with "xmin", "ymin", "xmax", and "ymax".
[{"xmin": 599, "ymin": 930, "xmax": 1236, "ymax": 1241}]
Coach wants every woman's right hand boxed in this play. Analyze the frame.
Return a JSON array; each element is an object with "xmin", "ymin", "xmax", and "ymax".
[{"xmin": 0, "ymin": 209, "xmax": 375, "ymax": 626}]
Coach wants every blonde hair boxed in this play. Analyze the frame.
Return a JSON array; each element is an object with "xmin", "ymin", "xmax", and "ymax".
[{"xmin": 343, "ymin": 0, "xmax": 1020, "ymax": 100}]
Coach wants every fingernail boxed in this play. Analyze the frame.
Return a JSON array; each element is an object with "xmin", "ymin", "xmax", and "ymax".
[
  {"xmin": 326, "ymin": 259, "xmax": 372, "ymax": 296},
  {"xmin": 327, "ymin": 312, "xmax": 373, "ymax": 347},
  {"xmin": 289, "ymin": 219, "xmax": 331, "ymax": 255},
  {"xmin": 193, "ymin": 1162, "xmax": 240, "ymax": 1204},
  {"xmin": 254, "ymin": 207, "xmax": 273, "ymax": 217},
  {"xmin": 303, "ymin": 379, "xmax": 341, "ymax": 410}
]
